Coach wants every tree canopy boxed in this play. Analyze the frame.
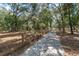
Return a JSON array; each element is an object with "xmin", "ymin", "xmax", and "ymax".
[{"xmin": 0, "ymin": 3, "xmax": 79, "ymax": 34}]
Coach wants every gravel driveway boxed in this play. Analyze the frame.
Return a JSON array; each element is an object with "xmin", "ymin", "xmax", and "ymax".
[{"xmin": 20, "ymin": 32, "xmax": 64, "ymax": 56}]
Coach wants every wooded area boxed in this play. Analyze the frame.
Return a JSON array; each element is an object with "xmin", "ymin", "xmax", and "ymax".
[{"xmin": 0, "ymin": 3, "xmax": 79, "ymax": 56}]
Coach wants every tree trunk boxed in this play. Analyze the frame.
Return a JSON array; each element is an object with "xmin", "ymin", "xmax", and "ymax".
[
  {"xmin": 61, "ymin": 15, "xmax": 65, "ymax": 33},
  {"xmin": 68, "ymin": 8, "xmax": 74, "ymax": 34}
]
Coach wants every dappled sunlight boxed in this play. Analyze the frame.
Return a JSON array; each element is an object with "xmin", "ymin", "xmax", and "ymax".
[
  {"xmin": 0, "ymin": 3, "xmax": 79, "ymax": 56},
  {"xmin": 0, "ymin": 31, "xmax": 46, "ymax": 56},
  {"xmin": 20, "ymin": 32, "xmax": 64, "ymax": 56},
  {"xmin": 58, "ymin": 32, "xmax": 79, "ymax": 56},
  {"xmin": 73, "ymin": 37, "xmax": 79, "ymax": 40},
  {"xmin": 0, "ymin": 36, "xmax": 21, "ymax": 44}
]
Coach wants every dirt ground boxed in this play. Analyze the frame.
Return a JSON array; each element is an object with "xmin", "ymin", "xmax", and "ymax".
[
  {"xmin": 57, "ymin": 32, "xmax": 79, "ymax": 56},
  {"xmin": 0, "ymin": 31, "xmax": 79, "ymax": 56},
  {"xmin": 0, "ymin": 31, "xmax": 48, "ymax": 56}
]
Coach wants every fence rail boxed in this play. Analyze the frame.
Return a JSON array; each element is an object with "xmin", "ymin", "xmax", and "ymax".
[
  {"xmin": 0, "ymin": 32, "xmax": 30, "ymax": 56},
  {"xmin": 0, "ymin": 30, "xmax": 48, "ymax": 56}
]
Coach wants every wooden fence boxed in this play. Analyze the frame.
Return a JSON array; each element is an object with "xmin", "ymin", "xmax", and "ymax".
[
  {"xmin": 0, "ymin": 32, "xmax": 31, "ymax": 56},
  {"xmin": 0, "ymin": 30, "xmax": 48, "ymax": 56}
]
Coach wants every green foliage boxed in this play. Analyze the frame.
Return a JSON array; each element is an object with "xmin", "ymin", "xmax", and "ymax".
[
  {"xmin": 39, "ymin": 8, "xmax": 52, "ymax": 29},
  {"xmin": 0, "ymin": 3, "xmax": 79, "ymax": 34}
]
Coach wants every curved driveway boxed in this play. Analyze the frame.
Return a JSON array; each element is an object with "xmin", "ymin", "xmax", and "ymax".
[{"xmin": 20, "ymin": 32, "xmax": 64, "ymax": 56}]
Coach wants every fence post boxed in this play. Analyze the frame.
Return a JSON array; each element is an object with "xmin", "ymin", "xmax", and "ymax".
[{"xmin": 21, "ymin": 33, "xmax": 25, "ymax": 45}]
